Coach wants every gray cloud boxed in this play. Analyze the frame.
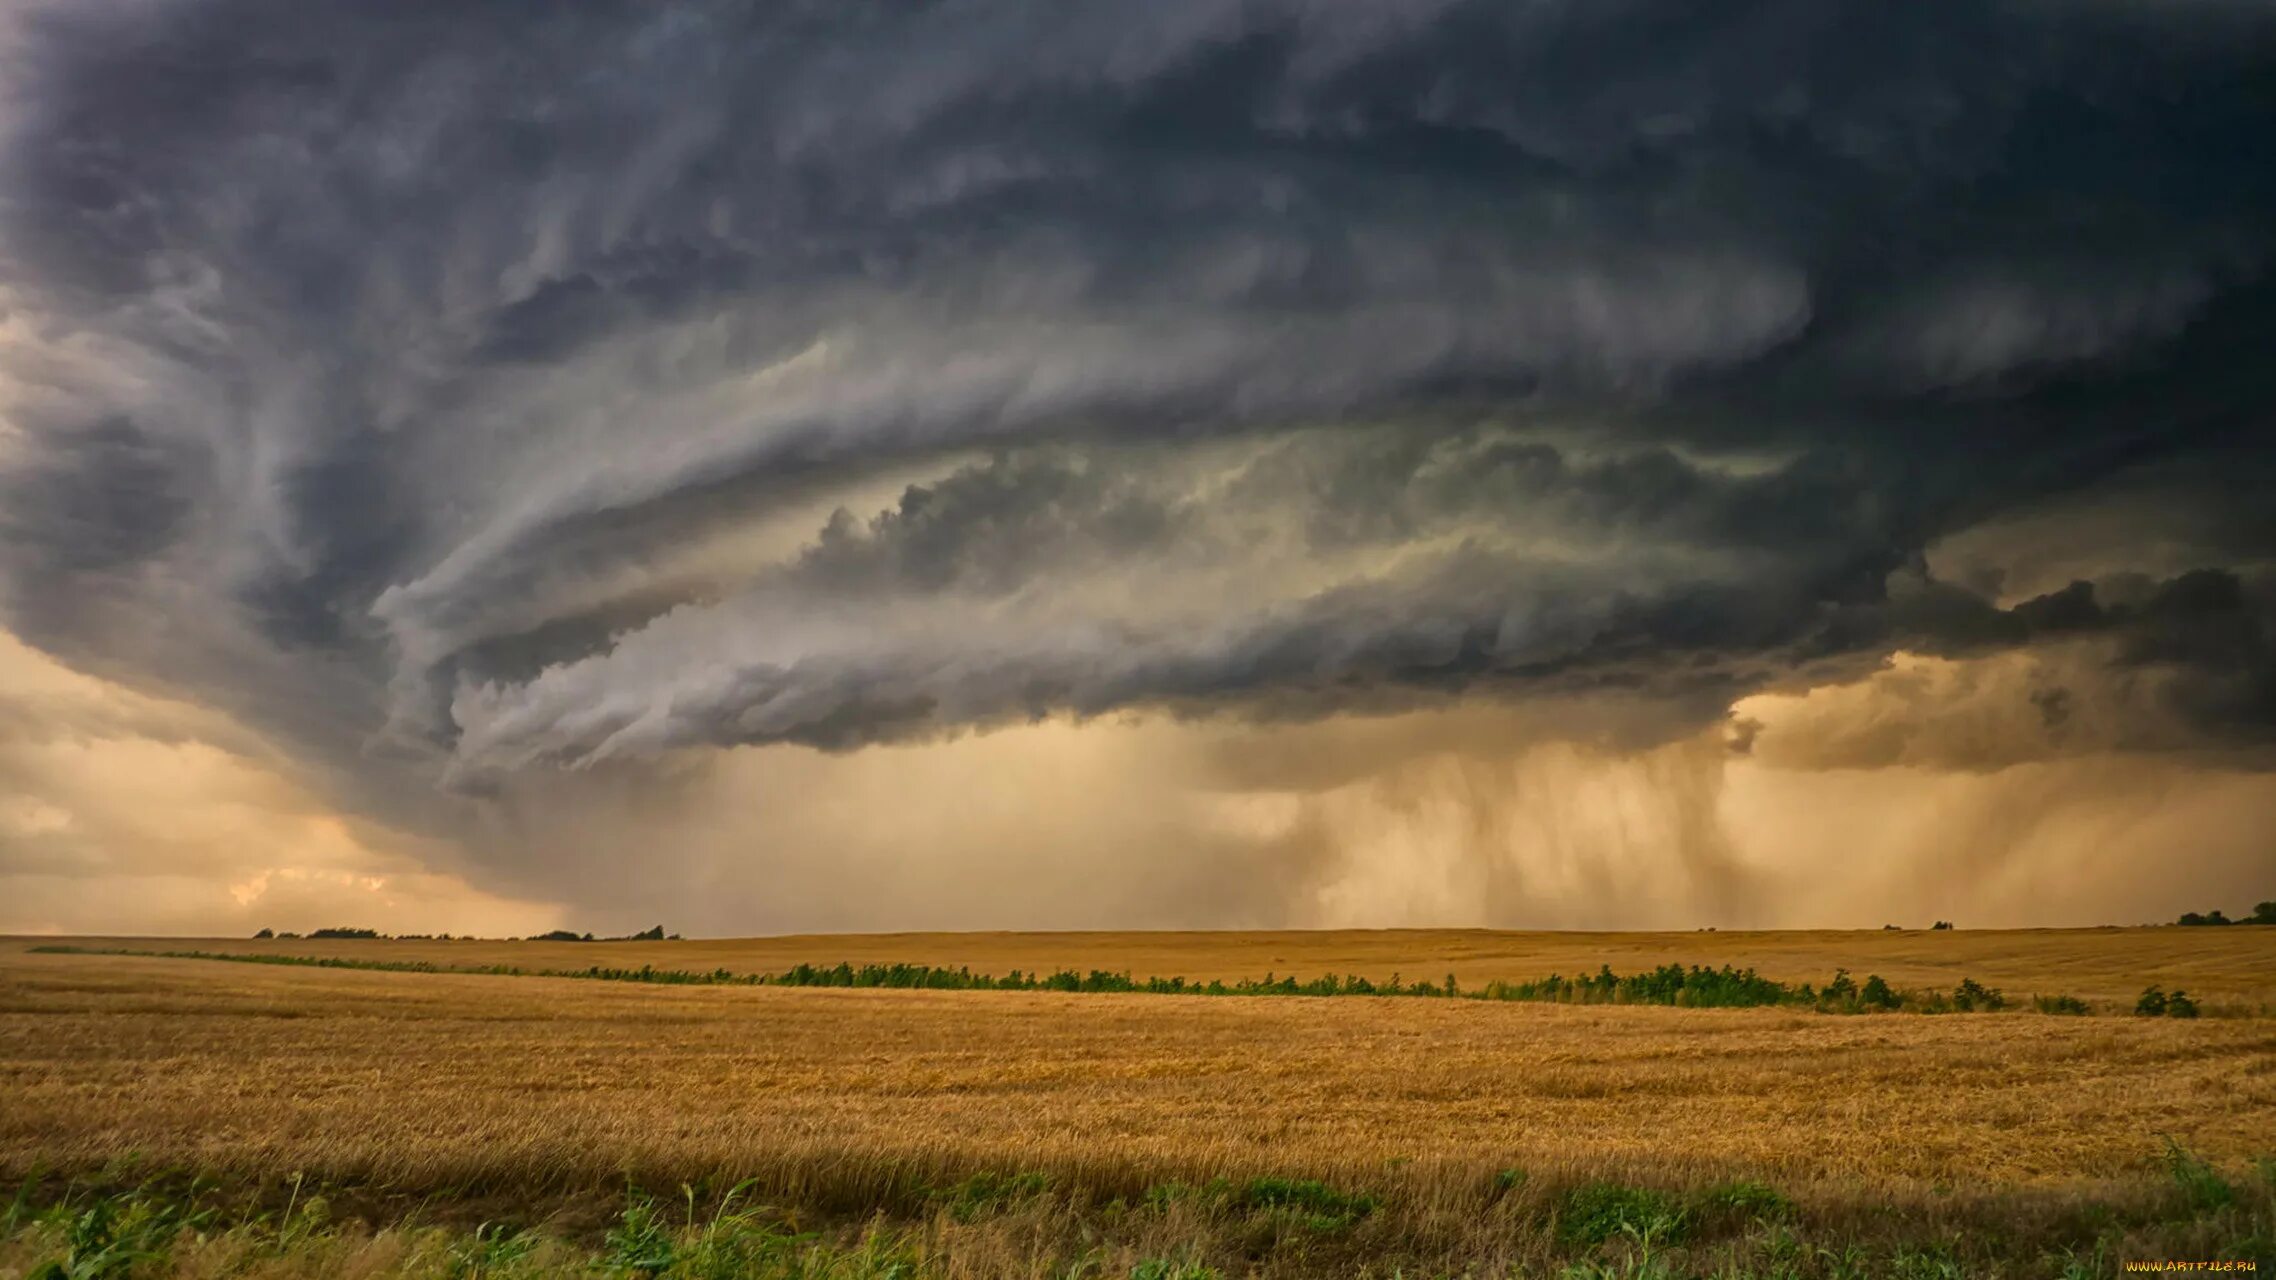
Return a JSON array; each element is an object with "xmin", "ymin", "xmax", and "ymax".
[{"xmin": 2, "ymin": 0, "xmax": 2275, "ymax": 914}]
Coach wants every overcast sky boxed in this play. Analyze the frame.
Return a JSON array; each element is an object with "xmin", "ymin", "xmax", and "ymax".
[{"xmin": 2, "ymin": 0, "xmax": 2273, "ymax": 936}]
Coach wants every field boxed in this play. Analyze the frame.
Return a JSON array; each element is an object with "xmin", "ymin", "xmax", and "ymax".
[
  {"xmin": 34, "ymin": 926, "xmax": 2276, "ymax": 1010},
  {"xmin": 3, "ymin": 930, "xmax": 2274, "ymax": 1277}
]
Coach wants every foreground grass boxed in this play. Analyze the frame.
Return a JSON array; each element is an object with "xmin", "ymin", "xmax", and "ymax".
[
  {"xmin": 3, "ymin": 1149, "xmax": 2271, "ymax": 1279},
  {"xmin": 7, "ymin": 947, "xmax": 2275, "ymax": 1274},
  {"xmin": 24, "ymin": 947, "xmax": 2110, "ymax": 1016}
]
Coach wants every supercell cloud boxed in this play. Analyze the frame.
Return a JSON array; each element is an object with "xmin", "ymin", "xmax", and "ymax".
[{"xmin": 1, "ymin": 0, "xmax": 2273, "ymax": 932}]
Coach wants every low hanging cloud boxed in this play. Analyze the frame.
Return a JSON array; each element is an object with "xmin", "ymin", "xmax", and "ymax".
[{"xmin": 2, "ymin": 0, "xmax": 2275, "ymax": 929}]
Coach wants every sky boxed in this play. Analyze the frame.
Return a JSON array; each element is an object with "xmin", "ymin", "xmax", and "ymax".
[{"xmin": 1, "ymin": 0, "xmax": 2273, "ymax": 937}]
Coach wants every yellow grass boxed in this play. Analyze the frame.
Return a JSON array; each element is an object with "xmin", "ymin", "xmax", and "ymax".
[{"xmin": 4, "ymin": 934, "xmax": 2272, "ymax": 1205}]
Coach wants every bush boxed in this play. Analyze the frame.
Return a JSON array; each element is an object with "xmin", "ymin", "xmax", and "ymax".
[
  {"xmin": 2136, "ymin": 987, "xmax": 2170, "ymax": 1017},
  {"xmin": 252, "ymin": 928, "xmax": 273, "ymax": 939},
  {"xmin": 1236, "ymin": 1178, "xmax": 1376, "ymax": 1229},
  {"xmin": 1950, "ymin": 978, "xmax": 2006, "ymax": 1012},
  {"xmin": 2253, "ymin": 901, "xmax": 2276, "ymax": 926},
  {"xmin": 1558, "ymin": 1182, "xmax": 1687, "ymax": 1248},
  {"xmin": 1496, "ymin": 963, "xmax": 1790, "ymax": 1009},
  {"xmin": 308, "ymin": 927, "xmax": 380, "ymax": 939},
  {"xmin": 1861, "ymin": 975, "xmax": 1901, "ymax": 1010},
  {"xmin": 2034, "ymin": 994, "xmax": 2091, "ymax": 1016},
  {"xmin": 2166, "ymin": 990, "xmax": 2200, "ymax": 1019},
  {"xmin": 1931, "ymin": 921, "xmax": 1955, "ymax": 931}
]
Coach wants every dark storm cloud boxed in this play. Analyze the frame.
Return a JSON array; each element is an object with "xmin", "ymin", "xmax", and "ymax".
[{"xmin": 3, "ymin": 0, "xmax": 2275, "ymax": 802}]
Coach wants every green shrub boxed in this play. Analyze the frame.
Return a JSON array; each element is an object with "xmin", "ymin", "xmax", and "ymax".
[
  {"xmin": 1557, "ymin": 1182, "xmax": 1687, "ymax": 1248},
  {"xmin": 2034, "ymin": 994, "xmax": 2090, "ymax": 1016},
  {"xmin": 1235, "ymin": 1177, "xmax": 1376, "ymax": 1229},
  {"xmin": 1950, "ymin": 978, "xmax": 2005, "ymax": 1012},
  {"xmin": 2136, "ymin": 987, "xmax": 2169, "ymax": 1017},
  {"xmin": 2166, "ymin": 990, "xmax": 2200, "ymax": 1019},
  {"xmin": 1860, "ymin": 975, "xmax": 1900, "ymax": 1010},
  {"xmin": 601, "ymin": 1196, "xmax": 677, "ymax": 1277}
]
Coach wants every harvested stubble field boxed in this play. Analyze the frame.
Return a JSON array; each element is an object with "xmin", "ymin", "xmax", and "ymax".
[{"xmin": 2, "ymin": 931, "xmax": 2273, "ymax": 1278}]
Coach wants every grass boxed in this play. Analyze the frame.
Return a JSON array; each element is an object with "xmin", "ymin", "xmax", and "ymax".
[
  {"xmin": 4, "ymin": 936, "xmax": 2274, "ymax": 1274},
  {"xmin": 2, "ymin": 1164, "xmax": 2270, "ymax": 1278}
]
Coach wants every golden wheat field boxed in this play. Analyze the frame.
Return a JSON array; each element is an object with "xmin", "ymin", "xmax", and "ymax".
[{"xmin": 3, "ymin": 931, "xmax": 2274, "ymax": 1276}]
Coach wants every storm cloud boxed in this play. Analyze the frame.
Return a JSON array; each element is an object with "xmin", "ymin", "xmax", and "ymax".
[{"xmin": 3, "ymin": 0, "xmax": 2274, "ymax": 930}]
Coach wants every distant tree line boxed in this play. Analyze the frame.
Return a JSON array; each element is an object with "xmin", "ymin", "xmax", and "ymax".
[
  {"xmin": 252, "ymin": 925, "xmax": 677, "ymax": 941},
  {"xmin": 530, "ymin": 926, "xmax": 672, "ymax": 942},
  {"xmin": 2173, "ymin": 901, "xmax": 2276, "ymax": 926}
]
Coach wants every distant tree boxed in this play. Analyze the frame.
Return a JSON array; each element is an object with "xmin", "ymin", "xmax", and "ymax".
[
  {"xmin": 533, "ymin": 930, "xmax": 586, "ymax": 943},
  {"xmin": 1882, "ymin": 923, "xmax": 1902, "ymax": 931},
  {"xmin": 1931, "ymin": 921, "xmax": 1955, "ymax": 931},
  {"xmin": 2136, "ymin": 986, "xmax": 2169, "ymax": 1017},
  {"xmin": 2177, "ymin": 912, "xmax": 2210, "ymax": 926},
  {"xmin": 2167, "ymin": 990, "xmax": 2200, "ymax": 1019},
  {"xmin": 253, "ymin": 928, "xmax": 273, "ymax": 939},
  {"xmin": 1861, "ymin": 974, "xmax": 1900, "ymax": 1010},
  {"xmin": 310, "ymin": 927, "xmax": 380, "ymax": 939},
  {"xmin": 2253, "ymin": 901, "xmax": 2276, "ymax": 926},
  {"xmin": 632, "ymin": 925, "xmax": 665, "ymax": 941}
]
